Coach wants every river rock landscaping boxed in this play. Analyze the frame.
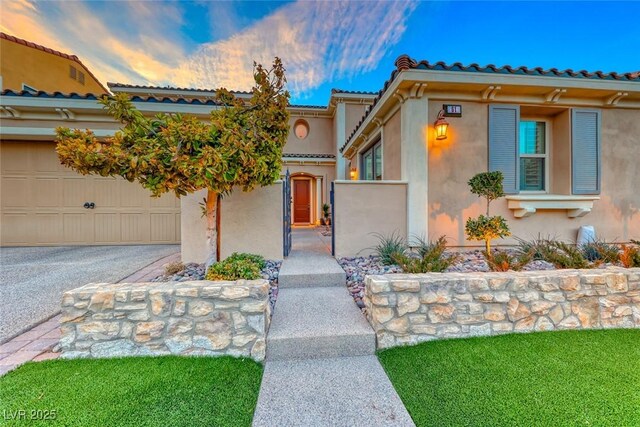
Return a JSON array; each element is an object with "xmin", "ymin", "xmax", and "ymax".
[{"xmin": 152, "ymin": 260, "xmax": 281, "ymax": 313}]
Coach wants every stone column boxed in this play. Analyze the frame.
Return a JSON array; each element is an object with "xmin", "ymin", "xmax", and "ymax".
[{"xmin": 399, "ymin": 85, "xmax": 429, "ymax": 240}]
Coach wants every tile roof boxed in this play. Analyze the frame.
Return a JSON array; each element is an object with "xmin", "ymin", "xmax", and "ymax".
[
  {"xmin": 1, "ymin": 32, "xmax": 109, "ymax": 94},
  {"xmin": 108, "ymin": 82, "xmax": 252, "ymax": 95},
  {"xmin": 1, "ymin": 89, "xmax": 103, "ymax": 100},
  {"xmin": 282, "ymin": 153, "xmax": 335, "ymax": 159},
  {"xmin": 331, "ymin": 88, "xmax": 378, "ymax": 95},
  {"xmin": 340, "ymin": 55, "xmax": 640, "ymax": 153}
]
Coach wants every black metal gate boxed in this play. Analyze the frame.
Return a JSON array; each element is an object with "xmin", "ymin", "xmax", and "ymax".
[
  {"xmin": 330, "ymin": 181, "xmax": 335, "ymax": 256},
  {"xmin": 283, "ymin": 170, "xmax": 292, "ymax": 257}
]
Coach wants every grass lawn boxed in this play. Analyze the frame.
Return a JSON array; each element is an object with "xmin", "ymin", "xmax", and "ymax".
[
  {"xmin": 0, "ymin": 356, "xmax": 263, "ymax": 427},
  {"xmin": 379, "ymin": 329, "xmax": 640, "ymax": 427}
]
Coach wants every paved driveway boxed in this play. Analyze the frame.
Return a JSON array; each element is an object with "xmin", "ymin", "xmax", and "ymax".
[{"xmin": 0, "ymin": 245, "xmax": 179, "ymax": 343}]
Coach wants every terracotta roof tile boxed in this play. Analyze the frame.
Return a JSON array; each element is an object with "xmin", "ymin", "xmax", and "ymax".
[
  {"xmin": 1, "ymin": 32, "xmax": 109, "ymax": 94},
  {"xmin": 282, "ymin": 153, "xmax": 335, "ymax": 159},
  {"xmin": 330, "ymin": 88, "xmax": 378, "ymax": 95},
  {"xmin": 340, "ymin": 55, "xmax": 640, "ymax": 153},
  {"xmin": 108, "ymin": 82, "xmax": 252, "ymax": 95}
]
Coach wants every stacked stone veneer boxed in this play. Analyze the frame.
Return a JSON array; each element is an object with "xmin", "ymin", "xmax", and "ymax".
[
  {"xmin": 60, "ymin": 280, "xmax": 270, "ymax": 361},
  {"xmin": 365, "ymin": 268, "xmax": 640, "ymax": 349}
]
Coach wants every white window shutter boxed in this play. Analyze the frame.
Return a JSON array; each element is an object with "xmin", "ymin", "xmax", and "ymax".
[
  {"xmin": 489, "ymin": 105, "xmax": 520, "ymax": 194},
  {"xmin": 572, "ymin": 109, "xmax": 601, "ymax": 195}
]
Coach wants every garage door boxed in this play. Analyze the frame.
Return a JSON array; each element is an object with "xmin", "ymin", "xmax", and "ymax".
[{"xmin": 1, "ymin": 141, "xmax": 180, "ymax": 246}]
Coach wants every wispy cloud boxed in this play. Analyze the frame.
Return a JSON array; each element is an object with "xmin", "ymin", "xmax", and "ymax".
[{"xmin": 1, "ymin": 0, "xmax": 417, "ymax": 97}]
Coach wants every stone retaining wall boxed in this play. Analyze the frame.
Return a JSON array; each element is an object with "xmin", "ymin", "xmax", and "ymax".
[
  {"xmin": 364, "ymin": 268, "xmax": 640, "ymax": 349},
  {"xmin": 60, "ymin": 280, "xmax": 270, "ymax": 361}
]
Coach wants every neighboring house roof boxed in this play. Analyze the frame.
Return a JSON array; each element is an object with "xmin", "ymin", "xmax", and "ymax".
[
  {"xmin": 331, "ymin": 88, "xmax": 378, "ymax": 95},
  {"xmin": 1, "ymin": 32, "xmax": 109, "ymax": 94},
  {"xmin": 1, "ymin": 89, "xmax": 103, "ymax": 99},
  {"xmin": 108, "ymin": 82, "xmax": 252, "ymax": 96},
  {"xmin": 282, "ymin": 153, "xmax": 335, "ymax": 159},
  {"xmin": 341, "ymin": 55, "xmax": 640, "ymax": 153}
]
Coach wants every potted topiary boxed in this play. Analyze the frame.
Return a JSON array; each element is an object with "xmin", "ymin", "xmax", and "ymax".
[{"xmin": 322, "ymin": 203, "xmax": 331, "ymax": 226}]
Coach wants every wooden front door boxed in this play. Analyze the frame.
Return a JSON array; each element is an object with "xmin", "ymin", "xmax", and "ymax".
[{"xmin": 293, "ymin": 179, "xmax": 311, "ymax": 224}]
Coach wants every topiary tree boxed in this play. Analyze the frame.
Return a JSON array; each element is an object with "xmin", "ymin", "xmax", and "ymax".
[
  {"xmin": 56, "ymin": 58, "xmax": 290, "ymax": 265},
  {"xmin": 465, "ymin": 171, "xmax": 511, "ymax": 254}
]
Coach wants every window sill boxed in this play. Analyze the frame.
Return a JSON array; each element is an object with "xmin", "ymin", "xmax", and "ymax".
[{"xmin": 505, "ymin": 195, "xmax": 600, "ymax": 218}]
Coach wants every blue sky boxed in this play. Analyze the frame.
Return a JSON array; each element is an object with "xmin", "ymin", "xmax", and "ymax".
[{"xmin": 2, "ymin": 1, "xmax": 639, "ymax": 105}]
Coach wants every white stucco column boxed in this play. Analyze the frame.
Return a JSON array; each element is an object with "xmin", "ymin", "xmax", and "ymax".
[
  {"xmin": 316, "ymin": 177, "xmax": 322, "ymax": 224},
  {"xmin": 400, "ymin": 94, "xmax": 429, "ymax": 240},
  {"xmin": 335, "ymin": 102, "xmax": 347, "ymax": 180}
]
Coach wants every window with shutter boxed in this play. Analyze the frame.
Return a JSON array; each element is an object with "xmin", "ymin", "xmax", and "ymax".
[
  {"xmin": 488, "ymin": 105, "xmax": 520, "ymax": 194},
  {"xmin": 571, "ymin": 109, "xmax": 601, "ymax": 195}
]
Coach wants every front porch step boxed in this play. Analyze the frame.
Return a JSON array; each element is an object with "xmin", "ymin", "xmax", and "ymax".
[
  {"xmin": 278, "ymin": 253, "xmax": 346, "ymax": 288},
  {"xmin": 266, "ymin": 287, "xmax": 375, "ymax": 361},
  {"xmin": 252, "ymin": 356, "xmax": 416, "ymax": 427}
]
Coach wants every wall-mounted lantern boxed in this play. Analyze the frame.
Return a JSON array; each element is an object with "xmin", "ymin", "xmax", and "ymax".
[
  {"xmin": 349, "ymin": 168, "xmax": 358, "ymax": 180},
  {"xmin": 434, "ymin": 110, "xmax": 449, "ymax": 140}
]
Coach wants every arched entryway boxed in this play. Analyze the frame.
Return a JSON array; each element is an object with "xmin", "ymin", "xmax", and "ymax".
[{"xmin": 289, "ymin": 172, "xmax": 322, "ymax": 226}]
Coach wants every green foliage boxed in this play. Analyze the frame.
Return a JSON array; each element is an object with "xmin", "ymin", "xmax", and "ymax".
[
  {"xmin": 392, "ymin": 236, "xmax": 459, "ymax": 273},
  {"xmin": 483, "ymin": 249, "xmax": 533, "ymax": 272},
  {"xmin": 465, "ymin": 172, "xmax": 510, "ymax": 254},
  {"xmin": 515, "ymin": 234, "xmax": 558, "ymax": 260},
  {"xmin": 322, "ymin": 203, "xmax": 330, "ymax": 218},
  {"xmin": 371, "ymin": 232, "xmax": 407, "ymax": 265},
  {"xmin": 467, "ymin": 171, "xmax": 505, "ymax": 207},
  {"xmin": 541, "ymin": 241, "xmax": 592, "ymax": 269},
  {"xmin": 580, "ymin": 240, "xmax": 619, "ymax": 265},
  {"xmin": 205, "ymin": 252, "xmax": 266, "ymax": 281},
  {"xmin": 465, "ymin": 215, "xmax": 511, "ymax": 252}
]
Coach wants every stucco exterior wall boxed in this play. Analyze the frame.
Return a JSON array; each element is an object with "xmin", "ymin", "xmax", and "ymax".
[
  {"xmin": 383, "ymin": 110, "xmax": 402, "ymax": 180},
  {"xmin": 181, "ymin": 183, "xmax": 283, "ymax": 263},
  {"xmin": 333, "ymin": 181, "xmax": 407, "ymax": 257},
  {"xmin": 0, "ymin": 38, "xmax": 105, "ymax": 94},
  {"xmin": 427, "ymin": 100, "xmax": 640, "ymax": 246},
  {"xmin": 284, "ymin": 115, "xmax": 334, "ymax": 155},
  {"xmin": 345, "ymin": 104, "xmax": 368, "ymax": 137}
]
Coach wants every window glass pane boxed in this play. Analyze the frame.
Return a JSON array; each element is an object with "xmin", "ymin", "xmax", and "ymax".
[
  {"xmin": 364, "ymin": 153, "xmax": 373, "ymax": 180},
  {"xmin": 519, "ymin": 121, "xmax": 545, "ymax": 154},
  {"xmin": 519, "ymin": 158, "xmax": 545, "ymax": 191},
  {"xmin": 374, "ymin": 145, "xmax": 382, "ymax": 180}
]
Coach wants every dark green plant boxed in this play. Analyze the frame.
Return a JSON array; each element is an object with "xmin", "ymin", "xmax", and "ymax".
[
  {"xmin": 515, "ymin": 234, "xmax": 558, "ymax": 260},
  {"xmin": 392, "ymin": 236, "xmax": 459, "ymax": 273},
  {"xmin": 483, "ymin": 249, "xmax": 533, "ymax": 272},
  {"xmin": 370, "ymin": 232, "xmax": 407, "ymax": 265},
  {"xmin": 580, "ymin": 240, "xmax": 619, "ymax": 265},
  {"xmin": 465, "ymin": 171, "xmax": 511, "ymax": 254},
  {"xmin": 205, "ymin": 252, "xmax": 265, "ymax": 280},
  {"xmin": 543, "ymin": 242, "xmax": 592, "ymax": 269},
  {"xmin": 322, "ymin": 203, "xmax": 330, "ymax": 219}
]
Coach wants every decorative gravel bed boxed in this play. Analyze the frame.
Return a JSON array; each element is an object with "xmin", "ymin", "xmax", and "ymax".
[
  {"xmin": 151, "ymin": 261, "xmax": 281, "ymax": 313},
  {"xmin": 338, "ymin": 250, "xmax": 556, "ymax": 311}
]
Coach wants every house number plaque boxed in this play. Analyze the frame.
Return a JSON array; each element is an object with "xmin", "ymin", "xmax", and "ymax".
[{"xmin": 443, "ymin": 104, "xmax": 462, "ymax": 117}]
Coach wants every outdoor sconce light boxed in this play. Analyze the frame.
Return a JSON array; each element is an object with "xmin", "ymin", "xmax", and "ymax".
[
  {"xmin": 434, "ymin": 110, "xmax": 449, "ymax": 140},
  {"xmin": 350, "ymin": 168, "xmax": 357, "ymax": 180}
]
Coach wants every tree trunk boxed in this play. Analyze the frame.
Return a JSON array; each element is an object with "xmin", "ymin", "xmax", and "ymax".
[
  {"xmin": 205, "ymin": 190, "xmax": 218, "ymax": 268},
  {"xmin": 485, "ymin": 239, "xmax": 491, "ymax": 257}
]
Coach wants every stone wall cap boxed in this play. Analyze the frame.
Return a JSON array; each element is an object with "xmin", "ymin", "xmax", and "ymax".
[{"xmin": 67, "ymin": 279, "xmax": 270, "ymax": 293}]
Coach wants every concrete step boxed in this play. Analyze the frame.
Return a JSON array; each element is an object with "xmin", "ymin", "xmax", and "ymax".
[
  {"xmin": 252, "ymin": 355, "xmax": 416, "ymax": 427},
  {"xmin": 278, "ymin": 253, "xmax": 346, "ymax": 288},
  {"xmin": 267, "ymin": 287, "xmax": 375, "ymax": 360}
]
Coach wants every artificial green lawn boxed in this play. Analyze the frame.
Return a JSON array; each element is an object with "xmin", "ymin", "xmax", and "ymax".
[
  {"xmin": 379, "ymin": 329, "xmax": 640, "ymax": 427},
  {"xmin": 0, "ymin": 356, "xmax": 262, "ymax": 427}
]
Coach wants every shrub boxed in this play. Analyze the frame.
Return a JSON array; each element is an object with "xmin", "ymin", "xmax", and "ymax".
[
  {"xmin": 392, "ymin": 236, "xmax": 458, "ymax": 273},
  {"xmin": 543, "ymin": 241, "xmax": 591, "ymax": 269},
  {"xmin": 205, "ymin": 252, "xmax": 265, "ymax": 281},
  {"xmin": 620, "ymin": 244, "xmax": 640, "ymax": 268},
  {"xmin": 515, "ymin": 234, "xmax": 558, "ymax": 260},
  {"xmin": 371, "ymin": 232, "xmax": 407, "ymax": 265},
  {"xmin": 483, "ymin": 249, "xmax": 533, "ymax": 272},
  {"xmin": 580, "ymin": 240, "xmax": 619, "ymax": 265},
  {"xmin": 164, "ymin": 261, "xmax": 185, "ymax": 275},
  {"xmin": 464, "ymin": 171, "xmax": 511, "ymax": 254}
]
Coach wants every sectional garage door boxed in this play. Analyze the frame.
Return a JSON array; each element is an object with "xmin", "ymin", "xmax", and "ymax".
[{"xmin": 1, "ymin": 141, "xmax": 180, "ymax": 246}]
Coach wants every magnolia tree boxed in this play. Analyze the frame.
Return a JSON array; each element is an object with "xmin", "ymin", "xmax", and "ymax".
[
  {"xmin": 56, "ymin": 58, "xmax": 290, "ymax": 264},
  {"xmin": 464, "ymin": 171, "xmax": 511, "ymax": 255}
]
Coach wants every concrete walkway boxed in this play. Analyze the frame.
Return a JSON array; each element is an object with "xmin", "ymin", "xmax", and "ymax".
[{"xmin": 253, "ymin": 228, "xmax": 414, "ymax": 426}]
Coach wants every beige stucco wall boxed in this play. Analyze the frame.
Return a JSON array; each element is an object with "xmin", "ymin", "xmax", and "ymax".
[
  {"xmin": 427, "ymin": 100, "xmax": 640, "ymax": 246},
  {"xmin": 383, "ymin": 110, "xmax": 402, "ymax": 180},
  {"xmin": 333, "ymin": 181, "xmax": 407, "ymax": 257},
  {"xmin": 345, "ymin": 104, "xmax": 368, "ymax": 138},
  {"xmin": 181, "ymin": 183, "xmax": 283, "ymax": 263},
  {"xmin": 284, "ymin": 115, "xmax": 334, "ymax": 155}
]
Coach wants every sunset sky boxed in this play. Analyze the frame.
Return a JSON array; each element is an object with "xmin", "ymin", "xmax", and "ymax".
[{"xmin": 2, "ymin": 0, "xmax": 639, "ymax": 104}]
